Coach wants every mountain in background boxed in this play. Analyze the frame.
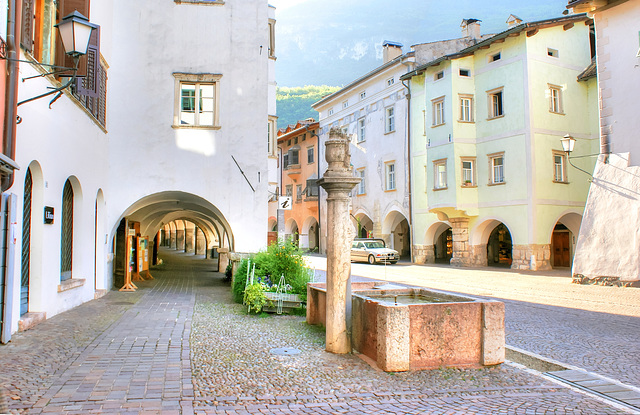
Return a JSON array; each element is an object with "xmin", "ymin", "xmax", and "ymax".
[{"xmin": 276, "ymin": 85, "xmax": 340, "ymax": 129}]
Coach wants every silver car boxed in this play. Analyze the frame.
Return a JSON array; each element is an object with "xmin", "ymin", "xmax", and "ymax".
[{"xmin": 350, "ymin": 238, "xmax": 399, "ymax": 264}]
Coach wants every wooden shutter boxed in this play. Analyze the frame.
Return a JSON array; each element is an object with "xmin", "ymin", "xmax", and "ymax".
[
  {"xmin": 76, "ymin": 26, "xmax": 99, "ymax": 98},
  {"xmin": 55, "ymin": 0, "xmax": 90, "ymax": 76},
  {"xmin": 21, "ymin": 0, "xmax": 35, "ymax": 53}
]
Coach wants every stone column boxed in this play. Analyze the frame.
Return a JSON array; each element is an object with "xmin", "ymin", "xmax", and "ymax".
[
  {"xmin": 185, "ymin": 227, "xmax": 195, "ymax": 253},
  {"xmin": 217, "ymin": 247, "xmax": 229, "ymax": 273},
  {"xmin": 450, "ymin": 218, "xmax": 471, "ymax": 267},
  {"xmin": 317, "ymin": 128, "xmax": 361, "ymax": 354},
  {"xmin": 412, "ymin": 244, "xmax": 435, "ymax": 264}
]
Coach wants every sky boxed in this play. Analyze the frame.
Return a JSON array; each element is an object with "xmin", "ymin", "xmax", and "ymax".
[{"xmin": 269, "ymin": 0, "xmax": 568, "ymax": 87}]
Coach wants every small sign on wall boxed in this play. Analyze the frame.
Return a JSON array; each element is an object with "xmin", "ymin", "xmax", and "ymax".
[
  {"xmin": 278, "ymin": 196, "xmax": 292, "ymax": 210},
  {"xmin": 44, "ymin": 206, "xmax": 54, "ymax": 224}
]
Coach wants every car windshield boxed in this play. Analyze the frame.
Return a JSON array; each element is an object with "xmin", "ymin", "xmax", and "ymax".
[{"xmin": 364, "ymin": 241, "xmax": 385, "ymax": 249}]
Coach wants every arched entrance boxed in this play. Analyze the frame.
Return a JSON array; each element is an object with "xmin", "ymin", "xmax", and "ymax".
[
  {"xmin": 382, "ymin": 209, "xmax": 411, "ymax": 258},
  {"xmin": 434, "ymin": 226, "xmax": 453, "ymax": 264},
  {"xmin": 285, "ymin": 218, "xmax": 299, "ymax": 246},
  {"xmin": 352, "ymin": 212, "xmax": 374, "ymax": 239},
  {"xmin": 301, "ymin": 216, "xmax": 319, "ymax": 251},
  {"xmin": 111, "ymin": 191, "xmax": 233, "ymax": 288},
  {"xmin": 487, "ymin": 223, "xmax": 512, "ymax": 267},
  {"xmin": 551, "ymin": 212, "xmax": 582, "ymax": 268}
]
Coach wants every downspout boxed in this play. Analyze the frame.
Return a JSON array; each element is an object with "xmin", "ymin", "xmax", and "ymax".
[
  {"xmin": 402, "ymin": 78, "xmax": 414, "ymax": 263},
  {"xmin": 315, "ymin": 133, "xmax": 321, "ymax": 253},
  {"xmin": 2, "ymin": 0, "xmax": 20, "ymax": 192}
]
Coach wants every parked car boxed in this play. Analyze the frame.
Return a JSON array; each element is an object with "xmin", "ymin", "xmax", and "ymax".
[{"xmin": 350, "ymin": 238, "xmax": 399, "ymax": 264}]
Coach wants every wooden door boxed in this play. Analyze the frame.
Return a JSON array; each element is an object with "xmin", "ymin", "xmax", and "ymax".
[{"xmin": 553, "ymin": 232, "xmax": 571, "ymax": 267}]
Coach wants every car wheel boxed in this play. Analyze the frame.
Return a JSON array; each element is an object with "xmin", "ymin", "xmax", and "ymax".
[
  {"xmin": 368, "ymin": 255, "xmax": 376, "ymax": 265},
  {"xmin": 390, "ymin": 261, "xmax": 397, "ymax": 264}
]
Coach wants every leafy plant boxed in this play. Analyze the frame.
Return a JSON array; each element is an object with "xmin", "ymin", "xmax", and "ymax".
[
  {"xmin": 243, "ymin": 283, "xmax": 269, "ymax": 314},
  {"xmin": 224, "ymin": 264, "xmax": 233, "ymax": 282}
]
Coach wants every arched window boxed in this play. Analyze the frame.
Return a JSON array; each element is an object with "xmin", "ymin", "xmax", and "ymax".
[
  {"xmin": 60, "ymin": 180, "xmax": 74, "ymax": 281},
  {"xmin": 20, "ymin": 169, "xmax": 32, "ymax": 315}
]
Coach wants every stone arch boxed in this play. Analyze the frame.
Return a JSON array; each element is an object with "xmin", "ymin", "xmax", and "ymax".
[
  {"xmin": 352, "ymin": 208, "xmax": 374, "ymax": 238},
  {"xmin": 381, "ymin": 207, "xmax": 411, "ymax": 257},
  {"xmin": 425, "ymin": 221, "xmax": 453, "ymax": 264},
  {"xmin": 301, "ymin": 216, "xmax": 319, "ymax": 251},
  {"xmin": 549, "ymin": 211, "xmax": 582, "ymax": 268}
]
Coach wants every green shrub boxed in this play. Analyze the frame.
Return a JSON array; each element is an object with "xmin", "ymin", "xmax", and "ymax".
[
  {"xmin": 243, "ymin": 283, "xmax": 269, "ymax": 314},
  {"xmin": 231, "ymin": 240, "xmax": 312, "ymax": 305}
]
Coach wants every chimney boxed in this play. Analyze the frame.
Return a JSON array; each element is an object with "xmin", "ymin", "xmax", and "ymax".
[
  {"xmin": 506, "ymin": 14, "xmax": 523, "ymax": 27},
  {"xmin": 382, "ymin": 40, "xmax": 403, "ymax": 63},
  {"xmin": 460, "ymin": 19, "xmax": 482, "ymax": 41}
]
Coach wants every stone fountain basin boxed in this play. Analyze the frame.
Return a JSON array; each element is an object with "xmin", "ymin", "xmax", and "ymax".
[{"xmin": 307, "ymin": 283, "xmax": 505, "ymax": 372}]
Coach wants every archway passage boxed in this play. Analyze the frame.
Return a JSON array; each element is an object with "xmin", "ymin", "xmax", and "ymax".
[
  {"xmin": 434, "ymin": 227, "xmax": 452, "ymax": 264},
  {"xmin": 487, "ymin": 223, "xmax": 512, "ymax": 267},
  {"xmin": 301, "ymin": 216, "xmax": 319, "ymax": 251},
  {"xmin": 352, "ymin": 213, "xmax": 373, "ymax": 239},
  {"xmin": 551, "ymin": 213, "xmax": 581, "ymax": 269},
  {"xmin": 111, "ymin": 191, "xmax": 233, "ymax": 288}
]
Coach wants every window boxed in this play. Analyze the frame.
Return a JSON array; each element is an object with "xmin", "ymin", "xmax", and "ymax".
[
  {"xmin": 461, "ymin": 158, "xmax": 476, "ymax": 186},
  {"xmin": 285, "ymin": 185, "xmax": 293, "ymax": 197},
  {"xmin": 60, "ymin": 180, "xmax": 74, "ymax": 281},
  {"xmin": 435, "ymin": 71, "xmax": 444, "ymax": 80},
  {"xmin": 296, "ymin": 184, "xmax": 303, "ymax": 202},
  {"xmin": 268, "ymin": 19, "xmax": 276, "ymax": 58},
  {"xmin": 342, "ymin": 100, "xmax": 349, "ymax": 109},
  {"xmin": 385, "ymin": 106, "xmax": 395, "ymax": 133},
  {"xmin": 432, "ymin": 97, "xmax": 445, "ymax": 126},
  {"xmin": 340, "ymin": 126, "xmax": 348, "ymax": 136},
  {"xmin": 490, "ymin": 52, "xmax": 501, "ymax": 62},
  {"xmin": 268, "ymin": 117, "xmax": 277, "ymax": 157},
  {"xmin": 307, "ymin": 146, "xmax": 315, "ymax": 164},
  {"xmin": 489, "ymin": 153, "xmax": 505, "ymax": 184},
  {"xmin": 422, "ymin": 110, "xmax": 427, "ymax": 136},
  {"xmin": 549, "ymin": 84, "xmax": 563, "ymax": 114},
  {"xmin": 434, "ymin": 159, "xmax": 447, "ymax": 189},
  {"xmin": 360, "ymin": 91, "xmax": 366, "ymax": 100},
  {"xmin": 306, "ymin": 179, "xmax": 319, "ymax": 197},
  {"xmin": 385, "ymin": 162, "xmax": 396, "ymax": 191},
  {"xmin": 488, "ymin": 88, "xmax": 504, "ymax": 119},
  {"xmin": 289, "ymin": 147, "xmax": 299, "ymax": 165},
  {"xmin": 547, "ymin": 48, "xmax": 558, "ymax": 58},
  {"xmin": 328, "ymin": 108, "xmax": 334, "ymax": 116},
  {"xmin": 357, "ymin": 168, "xmax": 366, "ymax": 195},
  {"xmin": 173, "ymin": 73, "xmax": 221, "ymax": 128},
  {"xmin": 459, "ymin": 95, "xmax": 474, "ymax": 122},
  {"xmin": 553, "ymin": 152, "xmax": 567, "ymax": 182},
  {"xmin": 387, "ymin": 77, "xmax": 395, "ymax": 86},
  {"xmin": 459, "ymin": 68, "xmax": 471, "ymax": 77},
  {"xmin": 357, "ymin": 118, "xmax": 366, "ymax": 142}
]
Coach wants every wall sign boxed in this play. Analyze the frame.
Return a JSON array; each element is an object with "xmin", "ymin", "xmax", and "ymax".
[
  {"xmin": 44, "ymin": 206, "xmax": 54, "ymax": 224},
  {"xmin": 278, "ymin": 196, "xmax": 292, "ymax": 210}
]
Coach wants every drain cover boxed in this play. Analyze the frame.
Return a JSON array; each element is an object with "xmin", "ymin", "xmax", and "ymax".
[{"xmin": 270, "ymin": 347, "xmax": 301, "ymax": 356}]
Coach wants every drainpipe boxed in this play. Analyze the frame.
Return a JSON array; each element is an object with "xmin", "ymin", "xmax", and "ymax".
[
  {"xmin": 402, "ymin": 78, "xmax": 414, "ymax": 263},
  {"xmin": 2, "ymin": 0, "xmax": 20, "ymax": 192}
]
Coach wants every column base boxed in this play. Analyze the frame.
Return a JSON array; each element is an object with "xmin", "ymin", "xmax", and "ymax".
[
  {"xmin": 412, "ymin": 244, "xmax": 434, "ymax": 264},
  {"xmin": 511, "ymin": 244, "xmax": 551, "ymax": 270}
]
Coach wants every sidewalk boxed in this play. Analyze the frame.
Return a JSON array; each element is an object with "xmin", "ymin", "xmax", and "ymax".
[{"xmin": 0, "ymin": 249, "xmax": 634, "ymax": 414}]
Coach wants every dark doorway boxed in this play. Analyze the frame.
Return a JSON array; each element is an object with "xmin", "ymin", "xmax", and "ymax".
[
  {"xmin": 434, "ymin": 228, "xmax": 453, "ymax": 264},
  {"xmin": 487, "ymin": 223, "xmax": 512, "ymax": 267},
  {"xmin": 552, "ymin": 224, "xmax": 571, "ymax": 267}
]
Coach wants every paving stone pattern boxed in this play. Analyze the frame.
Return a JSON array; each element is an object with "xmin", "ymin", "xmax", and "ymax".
[{"xmin": 0, "ymin": 250, "xmax": 634, "ymax": 414}]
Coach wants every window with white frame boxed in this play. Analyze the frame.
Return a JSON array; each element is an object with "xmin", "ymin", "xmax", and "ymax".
[
  {"xmin": 285, "ymin": 184, "xmax": 293, "ymax": 196},
  {"xmin": 461, "ymin": 158, "xmax": 475, "ymax": 186},
  {"xmin": 434, "ymin": 71, "xmax": 444, "ymax": 80},
  {"xmin": 268, "ymin": 117, "xmax": 277, "ymax": 156},
  {"xmin": 385, "ymin": 162, "xmax": 396, "ymax": 191},
  {"xmin": 360, "ymin": 91, "xmax": 366, "ymax": 100},
  {"xmin": 422, "ymin": 110, "xmax": 427, "ymax": 136},
  {"xmin": 328, "ymin": 108, "xmax": 334, "ymax": 116},
  {"xmin": 357, "ymin": 168, "xmax": 366, "ymax": 195},
  {"xmin": 357, "ymin": 117, "xmax": 366, "ymax": 142},
  {"xmin": 489, "ymin": 153, "xmax": 505, "ymax": 184},
  {"xmin": 173, "ymin": 73, "xmax": 221, "ymax": 128},
  {"xmin": 549, "ymin": 84, "xmax": 563, "ymax": 114},
  {"xmin": 553, "ymin": 151, "xmax": 567, "ymax": 182},
  {"xmin": 268, "ymin": 19, "xmax": 276, "ymax": 58},
  {"xmin": 342, "ymin": 100, "xmax": 349, "ymax": 109},
  {"xmin": 488, "ymin": 87, "xmax": 504, "ymax": 119},
  {"xmin": 432, "ymin": 97, "xmax": 445, "ymax": 126},
  {"xmin": 385, "ymin": 106, "xmax": 395, "ymax": 133},
  {"xmin": 459, "ymin": 68, "xmax": 471, "ymax": 77},
  {"xmin": 387, "ymin": 77, "xmax": 395, "ymax": 86},
  {"xmin": 489, "ymin": 51, "xmax": 501, "ymax": 62},
  {"xmin": 547, "ymin": 48, "xmax": 558, "ymax": 58},
  {"xmin": 434, "ymin": 159, "xmax": 447, "ymax": 189},
  {"xmin": 459, "ymin": 95, "xmax": 474, "ymax": 122}
]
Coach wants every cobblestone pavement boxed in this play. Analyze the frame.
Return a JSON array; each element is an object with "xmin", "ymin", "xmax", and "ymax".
[
  {"xmin": 307, "ymin": 256, "xmax": 640, "ymax": 389},
  {"xmin": 0, "ymin": 250, "xmax": 635, "ymax": 414}
]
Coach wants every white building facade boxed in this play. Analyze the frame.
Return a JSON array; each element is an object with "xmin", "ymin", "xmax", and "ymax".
[
  {"xmin": 567, "ymin": 0, "xmax": 640, "ymax": 283},
  {"xmin": 313, "ymin": 42, "xmax": 414, "ymax": 256},
  {"xmin": 2, "ymin": 0, "xmax": 275, "ymax": 338}
]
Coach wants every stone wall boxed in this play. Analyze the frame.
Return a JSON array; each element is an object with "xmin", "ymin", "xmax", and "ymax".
[
  {"xmin": 511, "ymin": 244, "xmax": 551, "ymax": 271},
  {"xmin": 412, "ymin": 244, "xmax": 434, "ymax": 264}
]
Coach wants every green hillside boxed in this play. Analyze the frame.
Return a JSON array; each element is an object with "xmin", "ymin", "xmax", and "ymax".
[{"xmin": 276, "ymin": 85, "xmax": 341, "ymax": 129}]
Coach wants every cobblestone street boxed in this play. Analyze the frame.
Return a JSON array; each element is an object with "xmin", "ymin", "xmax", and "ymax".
[{"xmin": 0, "ymin": 249, "xmax": 637, "ymax": 414}]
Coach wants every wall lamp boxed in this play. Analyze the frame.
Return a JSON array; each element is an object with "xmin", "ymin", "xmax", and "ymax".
[
  {"xmin": 4, "ymin": 11, "xmax": 97, "ymax": 108},
  {"xmin": 561, "ymin": 134, "xmax": 604, "ymax": 178}
]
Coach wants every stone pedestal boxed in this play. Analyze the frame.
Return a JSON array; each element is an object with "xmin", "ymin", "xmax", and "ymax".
[
  {"xmin": 412, "ymin": 244, "xmax": 435, "ymax": 264},
  {"xmin": 511, "ymin": 244, "xmax": 552, "ymax": 270},
  {"xmin": 450, "ymin": 218, "xmax": 471, "ymax": 267},
  {"xmin": 217, "ymin": 247, "xmax": 229, "ymax": 273},
  {"xmin": 317, "ymin": 129, "xmax": 361, "ymax": 354}
]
